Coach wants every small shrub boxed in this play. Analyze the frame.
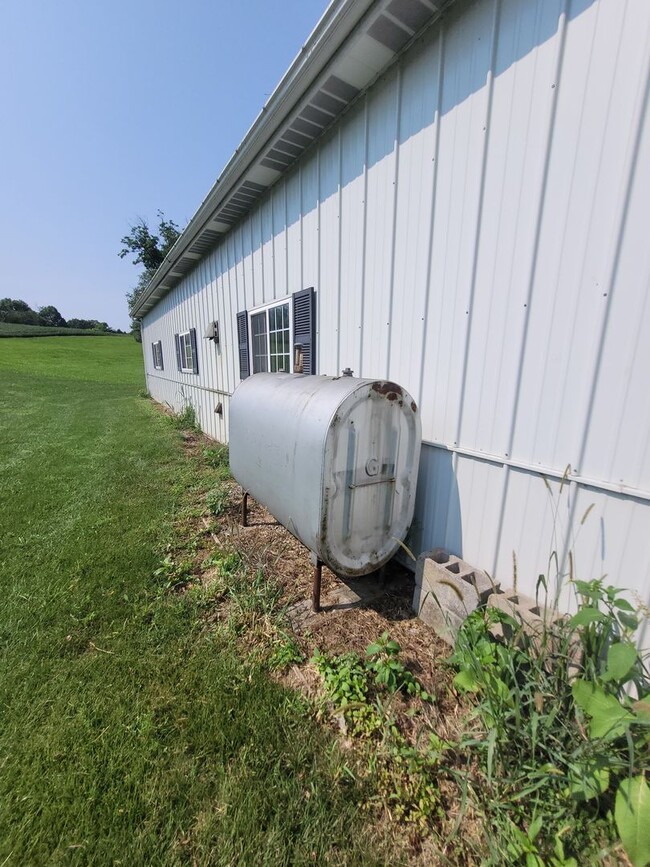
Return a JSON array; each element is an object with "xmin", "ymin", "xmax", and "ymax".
[
  {"xmin": 206, "ymin": 484, "xmax": 228, "ymax": 516},
  {"xmin": 174, "ymin": 403, "xmax": 199, "ymax": 431},
  {"xmin": 366, "ymin": 632, "xmax": 431, "ymax": 700}
]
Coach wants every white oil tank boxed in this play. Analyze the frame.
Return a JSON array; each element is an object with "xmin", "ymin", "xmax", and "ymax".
[{"xmin": 229, "ymin": 372, "xmax": 421, "ymax": 578}]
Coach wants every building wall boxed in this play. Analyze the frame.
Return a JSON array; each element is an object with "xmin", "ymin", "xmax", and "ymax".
[{"xmin": 142, "ymin": 0, "xmax": 650, "ymax": 623}]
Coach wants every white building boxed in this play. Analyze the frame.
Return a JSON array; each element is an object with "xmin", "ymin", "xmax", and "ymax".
[{"xmin": 134, "ymin": 0, "xmax": 650, "ymax": 621}]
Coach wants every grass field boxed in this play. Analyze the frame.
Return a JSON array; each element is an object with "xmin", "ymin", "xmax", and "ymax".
[
  {"xmin": 0, "ymin": 322, "xmax": 123, "ymax": 338},
  {"xmin": 0, "ymin": 337, "xmax": 378, "ymax": 865}
]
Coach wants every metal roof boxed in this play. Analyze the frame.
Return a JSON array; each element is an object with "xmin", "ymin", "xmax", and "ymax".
[{"xmin": 133, "ymin": 0, "xmax": 451, "ymax": 318}]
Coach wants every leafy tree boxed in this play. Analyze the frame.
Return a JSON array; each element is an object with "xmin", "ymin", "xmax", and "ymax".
[
  {"xmin": 38, "ymin": 305, "xmax": 67, "ymax": 327},
  {"xmin": 0, "ymin": 298, "xmax": 41, "ymax": 325},
  {"xmin": 119, "ymin": 211, "xmax": 181, "ymax": 271},
  {"xmin": 120, "ymin": 211, "xmax": 182, "ymax": 339}
]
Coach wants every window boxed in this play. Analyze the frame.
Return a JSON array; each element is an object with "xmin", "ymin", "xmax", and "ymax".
[
  {"xmin": 250, "ymin": 301, "xmax": 291, "ymax": 374},
  {"xmin": 151, "ymin": 340, "xmax": 164, "ymax": 370},
  {"xmin": 174, "ymin": 329, "xmax": 199, "ymax": 374},
  {"xmin": 237, "ymin": 288, "xmax": 315, "ymax": 380}
]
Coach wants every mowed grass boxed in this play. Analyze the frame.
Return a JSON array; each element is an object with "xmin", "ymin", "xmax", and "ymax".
[{"xmin": 0, "ymin": 338, "xmax": 378, "ymax": 865}]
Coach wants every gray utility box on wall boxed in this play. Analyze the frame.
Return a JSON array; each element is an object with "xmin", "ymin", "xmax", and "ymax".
[{"xmin": 229, "ymin": 373, "xmax": 421, "ymax": 578}]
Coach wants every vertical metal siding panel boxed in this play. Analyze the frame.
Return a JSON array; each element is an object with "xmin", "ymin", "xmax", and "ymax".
[
  {"xmin": 575, "ymin": 1, "xmax": 650, "ymax": 491},
  {"xmin": 286, "ymin": 170, "xmax": 302, "ymax": 292},
  {"xmin": 493, "ymin": 468, "xmax": 567, "ymax": 595},
  {"xmin": 225, "ymin": 238, "xmax": 240, "ymax": 391},
  {"xmin": 242, "ymin": 216, "xmax": 255, "ymax": 309},
  {"xmin": 453, "ymin": 454, "xmax": 505, "ymax": 578},
  {"xmin": 389, "ymin": 37, "xmax": 440, "ymax": 400},
  {"xmin": 338, "ymin": 103, "xmax": 366, "ymax": 373},
  {"xmin": 361, "ymin": 71, "xmax": 399, "ymax": 379},
  {"xmin": 409, "ymin": 444, "xmax": 464, "ymax": 557},
  {"xmin": 301, "ymin": 154, "xmax": 319, "ymax": 290},
  {"xmin": 419, "ymin": 0, "xmax": 495, "ymax": 446},
  {"xmin": 251, "ymin": 208, "xmax": 264, "ymax": 307},
  {"xmin": 318, "ymin": 132, "xmax": 341, "ymax": 374},
  {"xmin": 235, "ymin": 225, "xmax": 247, "ymax": 316},
  {"xmin": 273, "ymin": 184, "xmax": 287, "ymax": 297},
  {"xmin": 458, "ymin": 0, "xmax": 564, "ymax": 457},
  {"xmin": 261, "ymin": 198, "xmax": 274, "ymax": 302},
  {"xmin": 511, "ymin": 1, "xmax": 625, "ymax": 469}
]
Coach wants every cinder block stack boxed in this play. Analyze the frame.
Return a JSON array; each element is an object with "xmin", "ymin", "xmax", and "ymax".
[{"xmin": 412, "ymin": 548, "xmax": 498, "ymax": 646}]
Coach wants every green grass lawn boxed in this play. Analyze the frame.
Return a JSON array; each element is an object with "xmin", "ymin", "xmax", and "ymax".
[{"xmin": 0, "ymin": 337, "xmax": 379, "ymax": 865}]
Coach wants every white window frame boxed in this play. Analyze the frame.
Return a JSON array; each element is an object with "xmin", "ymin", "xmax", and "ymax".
[
  {"xmin": 178, "ymin": 330, "xmax": 194, "ymax": 373},
  {"xmin": 248, "ymin": 298, "xmax": 293, "ymax": 375},
  {"xmin": 152, "ymin": 340, "xmax": 163, "ymax": 370}
]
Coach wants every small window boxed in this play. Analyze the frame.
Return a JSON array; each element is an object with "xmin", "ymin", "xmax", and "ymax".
[
  {"xmin": 249, "ymin": 301, "xmax": 291, "ymax": 374},
  {"xmin": 152, "ymin": 341, "xmax": 164, "ymax": 370},
  {"xmin": 175, "ymin": 329, "xmax": 199, "ymax": 374},
  {"xmin": 179, "ymin": 331, "xmax": 193, "ymax": 372}
]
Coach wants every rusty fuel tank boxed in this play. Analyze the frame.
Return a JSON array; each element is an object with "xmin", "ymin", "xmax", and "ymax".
[{"xmin": 229, "ymin": 373, "xmax": 421, "ymax": 578}]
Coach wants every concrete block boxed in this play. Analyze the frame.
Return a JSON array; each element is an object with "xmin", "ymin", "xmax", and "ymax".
[
  {"xmin": 413, "ymin": 549, "xmax": 499, "ymax": 645},
  {"xmin": 487, "ymin": 589, "xmax": 583, "ymax": 678}
]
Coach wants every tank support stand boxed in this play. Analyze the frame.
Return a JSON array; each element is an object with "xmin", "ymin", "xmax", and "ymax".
[
  {"xmin": 312, "ymin": 557, "xmax": 323, "ymax": 613},
  {"xmin": 241, "ymin": 491, "xmax": 249, "ymax": 527}
]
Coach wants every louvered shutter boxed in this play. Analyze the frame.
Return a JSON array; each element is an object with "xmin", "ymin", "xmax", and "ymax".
[
  {"xmin": 292, "ymin": 287, "xmax": 316, "ymax": 375},
  {"xmin": 237, "ymin": 311, "xmax": 250, "ymax": 379},
  {"xmin": 190, "ymin": 328, "xmax": 199, "ymax": 374},
  {"xmin": 174, "ymin": 334, "xmax": 182, "ymax": 371}
]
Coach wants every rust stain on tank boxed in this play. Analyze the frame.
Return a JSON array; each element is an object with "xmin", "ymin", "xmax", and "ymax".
[
  {"xmin": 411, "ymin": 400, "xmax": 417, "ymax": 413},
  {"xmin": 372, "ymin": 381, "xmax": 403, "ymax": 403}
]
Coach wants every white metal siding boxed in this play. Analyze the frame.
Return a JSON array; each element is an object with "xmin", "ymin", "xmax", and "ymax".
[{"xmin": 142, "ymin": 0, "xmax": 650, "ymax": 613}]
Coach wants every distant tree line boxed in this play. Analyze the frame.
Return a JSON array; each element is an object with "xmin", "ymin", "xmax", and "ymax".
[{"xmin": 0, "ymin": 299, "xmax": 123, "ymax": 333}]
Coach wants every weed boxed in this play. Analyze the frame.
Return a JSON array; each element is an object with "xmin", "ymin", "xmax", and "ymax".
[
  {"xmin": 269, "ymin": 633, "xmax": 305, "ymax": 670},
  {"xmin": 153, "ymin": 553, "xmax": 193, "ymax": 590},
  {"xmin": 206, "ymin": 482, "xmax": 229, "ymax": 516},
  {"xmin": 451, "ymin": 578, "xmax": 650, "ymax": 864},
  {"xmin": 366, "ymin": 631, "xmax": 432, "ymax": 700},
  {"xmin": 173, "ymin": 402, "xmax": 199, "ymax": 431},
  {"xmin": 203, "ymin": 444, "xmax": 231, "ymax": 480},
  {"xmin": 313, "ymin": 642, "xmax": 441, "ymax": 825}
]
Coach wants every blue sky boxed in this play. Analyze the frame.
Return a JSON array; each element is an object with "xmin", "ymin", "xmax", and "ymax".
[{"xmin": 0, "ymin": 0, "xmax": 329, "ymax": 329}]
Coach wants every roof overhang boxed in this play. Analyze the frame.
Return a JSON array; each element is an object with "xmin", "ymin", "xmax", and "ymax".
[{"xmin": 134, "ymin": 0, "xmax": 451, "ymax": 318}]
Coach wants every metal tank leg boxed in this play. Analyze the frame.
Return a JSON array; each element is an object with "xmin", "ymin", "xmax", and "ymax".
[
  {"xmin": 241, "ymin": 491, "xmax": 249, "ymax": 527},
  {"xmin": 312, "ymin": 559, "xmax": 323, "ymax": 613}
]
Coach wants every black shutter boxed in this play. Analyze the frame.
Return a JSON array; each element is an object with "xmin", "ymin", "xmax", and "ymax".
[
  {"xmin": 292, "ymin": 287, "xmax": 316, "ymax": 374},
  {"xmin": 237, "ymin": 311, "xmax": 250, "ymax": 379},
  {"xmin": 190, "ymin": 328, "xmax": 199, "ymax": 374},
  {"xmin": 174, "ymin": 334, "xmax": 182, "ymax": 371}
]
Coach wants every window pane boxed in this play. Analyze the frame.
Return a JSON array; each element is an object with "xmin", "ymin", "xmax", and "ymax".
[{"xmin": 251, "ymin": 312, "xmax": 268, "ymax": 373}]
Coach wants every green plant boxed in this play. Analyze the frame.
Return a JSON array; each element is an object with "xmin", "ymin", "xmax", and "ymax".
[
  {"xmin": 206, "ymin": 482, "xmax": 228, "ymax": 516},
  {"xmin": 269, "ymin": 633, "xmax": 305, "ymax": 670},
  {"xmin": 174, "ymin": 402, "xmax": 199, "ymax": 431},
  {"xmin": 203, "ymin": 444, "xmax": 231, "ymax": 480},
  {"xmin": 366, "ymin": 632, "xmax": 431, "ymax": 700},
  {"xmin": 153, "ymin": 553, "xmax": 193, "ymax": 590},
  {"xmin": 451, "ymin": 579, "xmax": 649, "ymax": 864}
]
